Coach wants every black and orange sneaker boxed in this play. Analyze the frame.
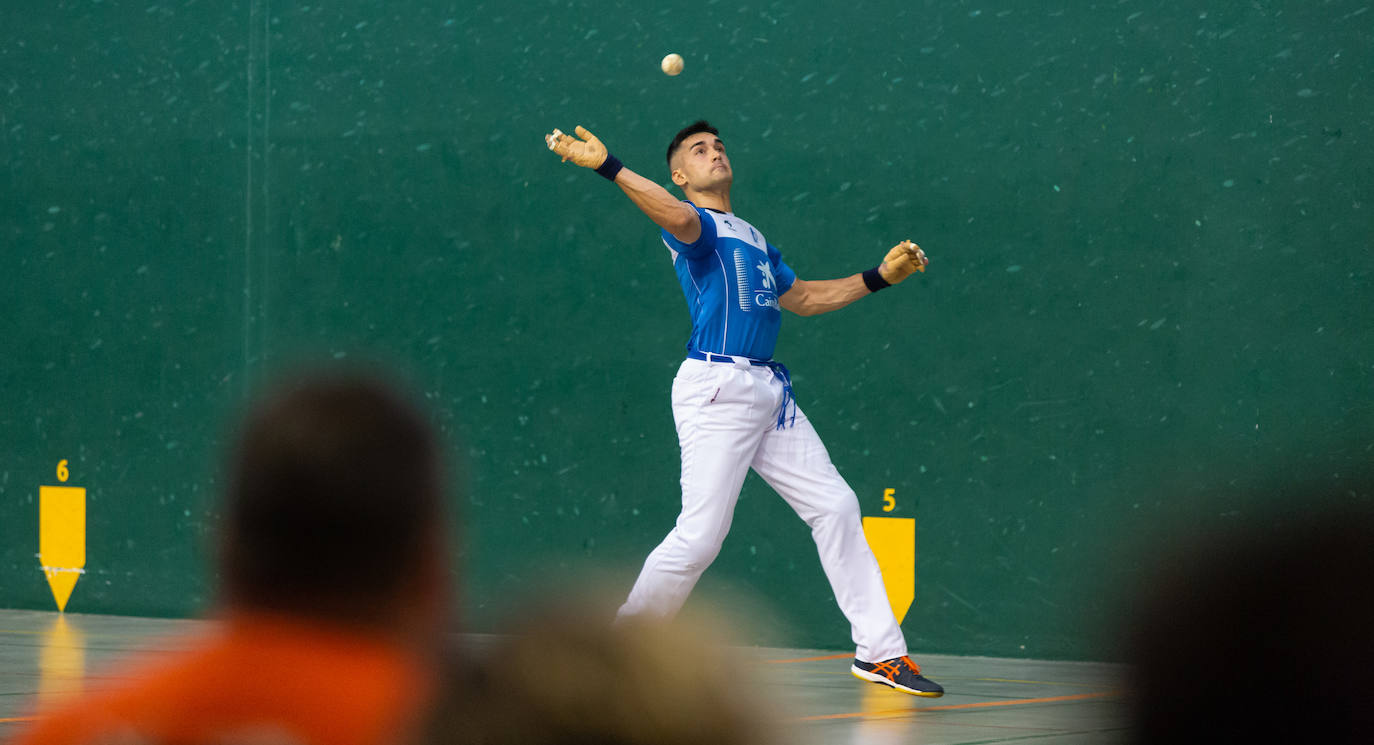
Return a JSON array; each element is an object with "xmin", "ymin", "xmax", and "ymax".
[{"xmin": 851, "ymin": 656, "xmax": 945, "ymax": 697}]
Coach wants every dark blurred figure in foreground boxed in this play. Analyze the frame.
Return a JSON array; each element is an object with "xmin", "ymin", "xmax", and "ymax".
[
  {"xmin": 15, "ymin": 372, "xmax": 454, "ymax": 745},
  {"xmin": 1126, "ymin": 482, "xmax": 1374, "ymax": 744},
  {"xmin": 427, "ymin": 600, "xmax": 782, "ymax": 745}
]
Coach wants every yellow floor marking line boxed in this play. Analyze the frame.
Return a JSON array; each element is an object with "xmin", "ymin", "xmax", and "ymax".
[
  {"xmin": 763, "ymin": 658, "xmax": 1112, "ymax": 691},
  {"xmin": 765, "ymin": 653, "xmax": 853, "ymax": 664},
  {"xmin": 974, "ymin": 677, "xmax": 1111, "ymax": 687},
  {"xmin": 797, "ymin": 691, "xmax": 1120, "ymax": 721}
]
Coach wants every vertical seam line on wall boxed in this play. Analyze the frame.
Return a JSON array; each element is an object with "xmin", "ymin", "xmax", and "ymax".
[
  {"xmin": 244, "ymin": 0, "xmax": 256, "ymax": 381},
  {"xmin": 260, "ymin": 0, "xmax": 271, "ymax": 369},
  {"xmin": 244, "ymin": 0, "xmax": 271, "ymax": 387}
]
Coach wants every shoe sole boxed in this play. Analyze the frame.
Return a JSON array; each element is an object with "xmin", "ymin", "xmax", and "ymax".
[{"xmin": 850, "ymin": 665, "xmax": 945, "ymax": 698}]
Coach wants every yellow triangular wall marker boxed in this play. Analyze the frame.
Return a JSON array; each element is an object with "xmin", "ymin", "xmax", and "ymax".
[
  {"xmin": 44, "ymin": 570, "xmax": 81, "ymax": 613},
  {"xmin": 39, "ymin": 486, "xmax": 87, "ymax": 612},
  {"xmin": 862, "ymin": 516, "xmax": 915, "ymax": 624}
]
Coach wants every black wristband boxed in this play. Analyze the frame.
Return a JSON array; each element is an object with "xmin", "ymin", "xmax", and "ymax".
[
  {"xmin": 595, "ymin": 153, "xmax": 624, "ymax": 181},
  {"xmin": 861, "ymin": 266, "xmax": 890, "ymax": 292}
]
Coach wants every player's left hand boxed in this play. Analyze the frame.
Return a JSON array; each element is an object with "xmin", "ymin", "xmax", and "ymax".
[
  {"xmin": 545, "ymin": 125, "xmax": 609, "ymax": 169},
  {"xmin": 878, "ymin": 240, "xmax": 928, "ymax": 285}
]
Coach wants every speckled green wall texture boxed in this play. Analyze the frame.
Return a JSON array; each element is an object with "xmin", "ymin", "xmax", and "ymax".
[{"xmin": 3, "ymin": 0, "xmax": 1371, "ymax": 660}]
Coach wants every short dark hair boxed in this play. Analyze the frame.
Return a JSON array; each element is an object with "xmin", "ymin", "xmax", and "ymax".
[
  {"xmin": 221, "ymin": 372, "xmax": 447, "ymax": 625},
  {"xmin": 666, "ymin": 120, "xmax": 719, "ymax": 168}
]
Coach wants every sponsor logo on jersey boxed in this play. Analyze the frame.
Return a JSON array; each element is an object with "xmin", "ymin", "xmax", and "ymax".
[
  {"xmin": 756, "ymin": 261, "xmax": 776, "ymax": 292},
  {"xmin": 734, "ymin": 252, "xmax": 779, "ymax": 312}
]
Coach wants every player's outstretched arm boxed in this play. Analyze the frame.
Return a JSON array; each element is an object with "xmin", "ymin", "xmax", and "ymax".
[
  {"xmin": 779, "ymin": 240, "xmax": 928, "ymax": 317},
  {"xmin": 545, "ymin": 125, "xmax": 700, "ymax": 243}
]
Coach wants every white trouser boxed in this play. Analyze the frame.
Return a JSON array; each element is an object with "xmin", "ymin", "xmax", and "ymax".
[{"xmin": 616, "ymin": 357, "xmax": 908, "ymax": 663}]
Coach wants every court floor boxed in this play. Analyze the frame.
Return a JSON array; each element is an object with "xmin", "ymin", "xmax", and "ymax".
[{"xmin": 0, "ymin": 609, "xmax": 1127, "ymax": 744}]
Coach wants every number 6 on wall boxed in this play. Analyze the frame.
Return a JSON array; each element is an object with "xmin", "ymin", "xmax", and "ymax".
[{"xmin": 40, "ymin": 460, "xmax": 86, "ymax": 612}]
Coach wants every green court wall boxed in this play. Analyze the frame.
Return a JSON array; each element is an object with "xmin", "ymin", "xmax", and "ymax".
[{"xmin": 3, "ymin": 0, "xmax": 1371, "ymax": 660}]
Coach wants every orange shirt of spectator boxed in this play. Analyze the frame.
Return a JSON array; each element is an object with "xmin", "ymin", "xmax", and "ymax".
[{"xmin": 12, "ymin": 612, "xmax": 436, "ymax": 745}]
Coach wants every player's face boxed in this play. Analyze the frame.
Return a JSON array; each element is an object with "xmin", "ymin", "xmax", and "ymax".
[{"xmin": 672, "ymin": 132, "xmax": 732, "ymax": 191}]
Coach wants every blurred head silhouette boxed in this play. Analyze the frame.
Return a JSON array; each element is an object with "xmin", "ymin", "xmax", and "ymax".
[
  {"xmin": 222, "ymin": 370, "xmax": 452, "ymax": 643},
  {"xmin": 1126, "ymin": 478, "xmax": 1374, "ymax": 743},
  {"xmin": 427, "ymin": 598, "xmax": 781, "ymax": 745}
]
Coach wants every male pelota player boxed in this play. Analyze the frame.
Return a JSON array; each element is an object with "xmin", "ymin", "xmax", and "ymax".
[{"xmin": 545, "ymin": 120, "xmax": 942, "ymax": 697}]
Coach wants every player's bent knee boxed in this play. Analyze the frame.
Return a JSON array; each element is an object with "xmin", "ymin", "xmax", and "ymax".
[
  {"xmin": 675, "ymin": 535, "xmax": 725, "ymax": 570},
  {"xmin": 803, "ymin": 491, "xmax": 862, "ymax": 527}
]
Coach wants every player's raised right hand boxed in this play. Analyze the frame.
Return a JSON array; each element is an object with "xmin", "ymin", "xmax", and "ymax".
[
  {"xmin": 878, "ymin": 240, "xmax": 928, "ymax": 285},
  {"xmin": 545, "ymin": 125, "xmax": 609, "ymax": 169}
]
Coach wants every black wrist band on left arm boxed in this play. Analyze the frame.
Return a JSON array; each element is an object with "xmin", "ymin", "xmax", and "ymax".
[
  {"xmin": 862, "ymin": 266, "xmax": 890, "ymax": 292},
  {"xmin": 595, "ymin": 154, "xmax": 624, "ymax": 181}
]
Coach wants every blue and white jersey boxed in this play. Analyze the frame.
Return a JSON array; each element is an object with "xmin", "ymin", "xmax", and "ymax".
[{"xmin": 662, "ymin": 204, "xmax": 797, "ymax": 360}]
